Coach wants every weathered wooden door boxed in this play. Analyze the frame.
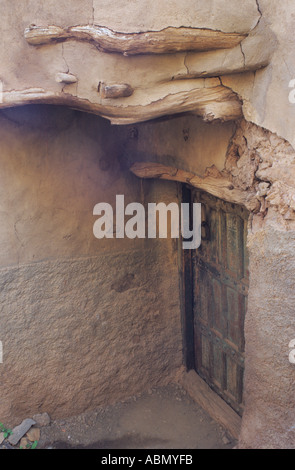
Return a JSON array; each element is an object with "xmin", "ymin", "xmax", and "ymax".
[{"xmin": 192, "ymin": 190, "xmax": 249, "ymax": 416}]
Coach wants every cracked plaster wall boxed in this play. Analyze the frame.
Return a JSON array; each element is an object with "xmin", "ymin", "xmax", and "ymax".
[
  {"xmin": 0, "ymin": 0, "xmax": 295, "ymax": 449},
  {"xmin": 0, "ymin": 105, "xmax": 184, "ymax": 425},
  {"xmin": 120, "ymin": 116, "xmax": 295, "ymax": 448},
  {"xmin": 218, "ymin": 120, "xmax": 295, "ymax": 448},
  {"xmin": 221, "ymin": 0, "xmax": 295, "ymax": 149},
  {"xmin": 0, "ymin": 104, "xmax": 234, "ymax": 426},
  {"xmin": 0, "ymin": 0, "xmax": 275, "ymax": 125},
  {"xmin": 0, "ymin": 0, "xmax": 293, "ymax": 145}
]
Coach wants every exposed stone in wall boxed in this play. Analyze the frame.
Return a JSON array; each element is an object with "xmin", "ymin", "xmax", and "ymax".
[
  {"xmin": 225, "ymin": 120, "xmax": 295, "ymax": 230},
  {"xmin": 127, "ymin": 118, "xmax": 295, "ymax": 225},
  {"xmin": 222, "ymin": 119, "xmax": 295, "ymax": 448}
]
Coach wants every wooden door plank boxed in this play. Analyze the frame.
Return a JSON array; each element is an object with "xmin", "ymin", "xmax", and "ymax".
[
  {"xmin": 192, "ymin": 190, "xmax": 249, "ymax": 416},
  {"xmin": 181, "ymin": 369, "xmax": 242, "ymax": 440}
]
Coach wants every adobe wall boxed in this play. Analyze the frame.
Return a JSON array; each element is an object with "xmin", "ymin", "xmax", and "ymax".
[
  {"xmin": 126, "ymin": 116, "xmax": 295, "ymax": 448},
  {"xmin": 240, "ymin": 226, "xmax": 295, "ymax": 448},
  {"xmin": 225, "ymin": 120, "xmax": 295, "ymax": 448},
  {"xmin": 0, "ymin": 105, "xmax": 232, "ymax": 425},
  {"xmin": 1, "ymin": 0, "xmax": 295, "ymax": 449},
  {"xmin": 1, "ymin": 102, "xmax": 295, "ymax": 449},
  {"xmin": 0, "ymin": 105, "xmax": 184, "ymax": 425}
]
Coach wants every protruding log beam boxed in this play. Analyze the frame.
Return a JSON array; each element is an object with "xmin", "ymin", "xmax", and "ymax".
[
  {"xmin": 0, "ymin": 83, "xmax": 242, "ymax": 125},
  {"xmin": 55, "ymin": 72, "xmax": 78, "ymax": 84},
  {"xmin": 103, "ymin": 85, "xmax": 243, "ymax": 124},
  {"xmin": 130, "ymin": 162, "xmax": 259, "ymax": 211},
  {"xmin": 100, "ymin": 83, "xmax": 134, "ymax": 99},
  {"xmin": 24, "ymin": 25, "xmax": 247, "ymax": 55}
]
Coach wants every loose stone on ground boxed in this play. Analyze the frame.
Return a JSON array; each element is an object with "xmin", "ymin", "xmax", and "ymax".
[{"xmin": 8, "ymin": 418, "xmax": 36, "ymax": 446}]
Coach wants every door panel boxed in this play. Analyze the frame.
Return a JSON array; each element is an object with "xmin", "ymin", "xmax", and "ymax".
[{"xmin": 192, "ymin": 190, "xmax": 249, "ymax": 416}]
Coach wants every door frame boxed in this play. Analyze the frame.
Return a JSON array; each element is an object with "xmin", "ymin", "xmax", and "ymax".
[
  {"xmin": 179, "ymin": 183, "xmax": 195, "ymax": 370},
  {"xmin": 179, "ymin": 183, "xmax": 246, "ymax": 438}
]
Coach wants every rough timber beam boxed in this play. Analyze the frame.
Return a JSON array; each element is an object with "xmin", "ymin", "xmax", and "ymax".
[
  {"xmin": 130, "ymin": 162, "xmax": 259, "ymax": 211},
  {"xmin": 0, "ymin": 18, "xmax": 274, "ymax": 126},
  {"xmin": 1, "ymin": 84, "xmax": 243, "ymax": 125},
  {"xmin": 24, "ymin": 25, "xmax": 247, "ymax": 55}
]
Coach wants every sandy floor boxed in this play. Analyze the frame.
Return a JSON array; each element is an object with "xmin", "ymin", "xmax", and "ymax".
[{"xmin": 38, "ymin": 383, "xmax": 236, "ymax": 449}]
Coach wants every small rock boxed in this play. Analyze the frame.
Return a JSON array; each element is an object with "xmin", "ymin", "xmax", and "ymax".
[
  {"xmin": 222, "ymin": 435, "xmax": 231, "ymax": 445},
  {"xmin": 32, "ymin": 412, "xmax": 50, "ymax": 427},
  {"xmin": 0, "ymin": 432, "xmax": 4, "ymax": 444},
  {"xmin": 26, "ymin": 427, "xmax": 40, "ymax": 442},
  {"xmin": 20, "ymin": 437, "xmax": 30, "ymax": 449},
  {"xmin": 0, "ymin": 440, "xmax": 15, "ymax": 449},
  {"xmin": 8, "ymin": 418, "xmax": 36, "ymax": 446}
]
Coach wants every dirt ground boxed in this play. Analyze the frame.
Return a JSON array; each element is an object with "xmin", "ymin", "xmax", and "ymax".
[{"xmin": 38, "ymin": 383, "xmax": 236, "ymax": 449}]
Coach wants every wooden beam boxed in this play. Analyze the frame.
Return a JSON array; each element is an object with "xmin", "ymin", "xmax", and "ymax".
[
  {"xmin": 1, "ymin": 84, "xmax": 243, "ymax": 125},
  {"xmin": 104, "ymin": 85, "xmax": 243, "ymax": 124},
  {"xmin": 130, "ymin": 162, "xmax": 259, "ymax": 211},
  {"xmin": 24, "ymin": 25, "xmax": 247, "ymax": 55},
  {"xmin": 179, "ymin": 185, "xmax": 195, "ymax": 370},
  {"xmin": 55, "ymin": 72, "xmax": 77, "ymax": 84},
  {"xmin": 100, "ymin": 83, "xmax": 134, "ymax": 99},
  {"xmin": 181, "ymin": 369, "xmax": 242, "ymax": 440}
]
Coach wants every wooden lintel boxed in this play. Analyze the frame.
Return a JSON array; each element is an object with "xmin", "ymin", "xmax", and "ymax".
[
  {"xmin": 100, "ymin": 83, "xmax": 134, "ymax": 99},
  {"xmin": 1, "ymin": 84, "xmax": 243, "ymax": 125},
  {"xmin": 130, "ymin": 162, "xmax": 258, "ymax": 211},
  {"xmin": 24, "ymin": 25, "xmax": 246, "ymax": 55}
]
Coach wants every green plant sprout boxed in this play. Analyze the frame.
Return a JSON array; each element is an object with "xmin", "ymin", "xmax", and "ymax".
[
  {"xmin": 30, "ymin": 440, "xmax": 38, "ymax": 449},
  {"xmin": 0, "ymin": 422, "xmax": 13, "ymax": 438},
  {"xmin": 20, "ymin": 440, "xmax": 38, "ymax": 449}
]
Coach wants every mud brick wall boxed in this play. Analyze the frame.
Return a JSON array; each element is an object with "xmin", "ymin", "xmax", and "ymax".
[{"xmin": 0, "ymin": 105, "xmax": 184, "ymax": 424}]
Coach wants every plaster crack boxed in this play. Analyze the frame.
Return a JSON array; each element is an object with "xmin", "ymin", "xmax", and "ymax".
[
  {"xmin": 14, "ymin": 220, "xmax": 24, "ymax": 248},
  {"xmin": 255, "ymin": 0, "xmax": 262, "ymax": 27},
  {"xmin": 61, "ymin": 43, "xmax": 69, "ymax": 74},
  {"xmin": 184, "ymin": 53, "xmax": 189, "ymax": 75},
  {"xmin": 61, "ymin": 43, "xmax": 70, "ymax": 93},
  {"xmin": 240, "ymin": 43, "xmax": 246, "ymax": 68}
]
